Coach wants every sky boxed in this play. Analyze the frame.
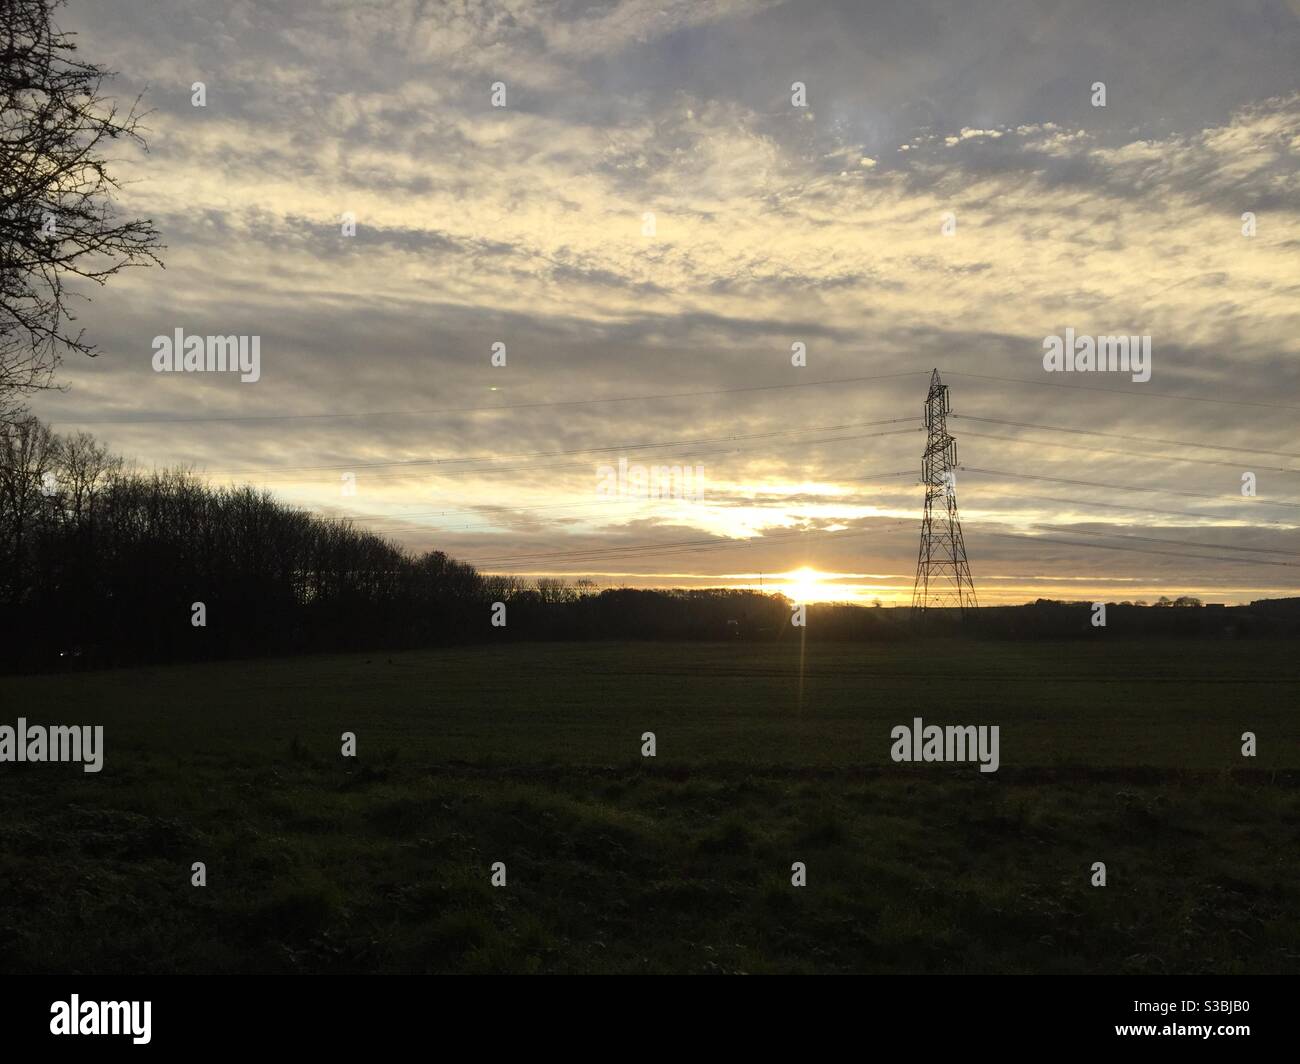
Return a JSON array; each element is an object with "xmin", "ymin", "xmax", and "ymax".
[{"xmin": 28, "ymin": 0, "xmax": 1300, "ymax": 604}]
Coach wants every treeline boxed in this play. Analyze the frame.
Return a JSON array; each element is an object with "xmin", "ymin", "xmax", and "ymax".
[
  {"xmin": 0, "ymin": 418, "xmax": 806, "ymax": 673},
  {"xmin": 4, "ymin": 417, "xmax": 1296, "ymax": 673},
  {"xmin": 927, "ymin": 600, "xmax": 1300, "ymax": 640},
  {"xmin": 0, "ymin": 416, "xmax": 487, "ymax": 672},
  {"xmin": 488, "ymin": 587, "xmax": 798, "ymax": 642}
]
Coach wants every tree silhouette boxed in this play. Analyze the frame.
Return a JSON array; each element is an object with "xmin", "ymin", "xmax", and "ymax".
[{"xmin": 0, "ymin": 0, "xmax": 162, "ymax": 423}]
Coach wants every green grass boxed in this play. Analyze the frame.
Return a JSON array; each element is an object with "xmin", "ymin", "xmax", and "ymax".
[{"xmin": 0, "ymin": 639, "xmax": 1297, "ymax": 973}]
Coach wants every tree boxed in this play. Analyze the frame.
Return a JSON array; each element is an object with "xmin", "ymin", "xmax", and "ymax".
[
  {"xmin": 1, "ymin": 416, "xmax": 500, "ymax": 670},
  {"xmin": 0, "ymin": 412, "xmax": 58, "ymax": 591},
  {"xmin": 0, "ymin": 0, "xmax": 162, "ymax": 423},
  {"xmin": 56, "ymin": 428, "xmax": 120, "ymax": 518}
]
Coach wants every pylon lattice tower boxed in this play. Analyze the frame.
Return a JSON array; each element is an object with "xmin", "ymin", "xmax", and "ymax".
[{"xmin": 911, "ymin": 368, "xmax": 978, "ymax": 612}]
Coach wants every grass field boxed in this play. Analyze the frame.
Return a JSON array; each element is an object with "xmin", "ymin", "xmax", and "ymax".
[{"xmin": 1, "ymin": 639, "xmax": 1297, "ymax": 974}]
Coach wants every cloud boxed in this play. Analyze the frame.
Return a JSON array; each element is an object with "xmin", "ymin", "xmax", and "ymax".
[{"xmin": 30, "ymin": 0, "xmax": 1300, "ymax": 602}]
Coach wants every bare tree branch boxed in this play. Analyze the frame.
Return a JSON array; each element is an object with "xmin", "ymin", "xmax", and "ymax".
[{"xmin": 0, "ymin": 0, "xmax": 163, "ymax": 425}]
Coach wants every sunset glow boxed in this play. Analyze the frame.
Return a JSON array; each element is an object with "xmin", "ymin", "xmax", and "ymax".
[{"xmin": 20, "ymin": 0, "xmax": 1300, "ymax": 608}]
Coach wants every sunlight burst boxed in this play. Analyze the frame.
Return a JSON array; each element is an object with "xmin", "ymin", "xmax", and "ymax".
[{"xmin": 782, "ymin": 566, "xmax": 827, "ymax": 604}]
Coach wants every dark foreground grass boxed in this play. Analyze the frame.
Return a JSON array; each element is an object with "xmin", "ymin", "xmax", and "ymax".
[{"xmin": 1, "ymin": 639, "xmax": 1297, "ymax": 973}]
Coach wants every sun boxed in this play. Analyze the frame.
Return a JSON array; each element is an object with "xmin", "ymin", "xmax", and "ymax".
[{"xmin": 782, "ymin": 566, "xmax": 826, "ymax": 604}]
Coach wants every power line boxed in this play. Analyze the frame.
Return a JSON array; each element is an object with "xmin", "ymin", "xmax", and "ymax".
[
  {"xmin": 320, "ymin": 496, "xmax": 649, "ymax": 526},
  {"xmin": 325, "ymin": 469, "xmax": 919, "ymax": 532},
  {"xmin": 209, "ymin": 427, "xmax": 922, "ymax": 484},
  {"xmin": 53, "ymin": 368, "xmax": 1297, "ymax": 428},
  {"xmin": 963, "ymin": 466, "xmax": 1300, "ymax": 510},
  {"xmin": 959, "ymin": 430, "xmax": 1300, "ymax": 474},
  {"xmin": 352, "ymin": 479, "xmax": 1300, "ymax": 544},
  {"xmin": 319, "ymin": 457, "xmax": 1294, "ymax": 543},
  {"xmin": 467, "ymin": 520, "xmax": 913, "ymax": 569},
  {"xmin": 54, "ymin": 370, "xmax": 930, "ymax": 426},
  {"xmin": 984, "ymin": 529, "xmax": 1300, "ymax": 569},
  {"xmin": 946, "ymin": 370, "xmax": 1300, "ymax": 413},
  {"xmin": 461, "ymin": 517, "xmax": 1300, "ymax": 576},
  {"xmin": 1033, "ymin": 524, "xmax": 1300, "ymax": 558},
  {"xmin": 953, "ymin": 413, "xmax": 1300, "ymax": 461},
  {"xmin": 992, "ymin": 493, "xmax": 1297, "ymax": 529},
  {"xmin": 197, "ymin": 416, "xmax": 921, "ymax": 476}
]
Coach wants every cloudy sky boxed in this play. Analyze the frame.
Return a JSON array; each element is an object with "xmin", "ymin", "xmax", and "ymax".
[{"xmin": 30, "ymin": 0, "xmax": 1300, "ymax": 603}]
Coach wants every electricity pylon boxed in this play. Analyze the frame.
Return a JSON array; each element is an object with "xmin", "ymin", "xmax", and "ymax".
[{"xmin": 911, "ymin": 368, "xmax": 978, "ymax": 612}]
